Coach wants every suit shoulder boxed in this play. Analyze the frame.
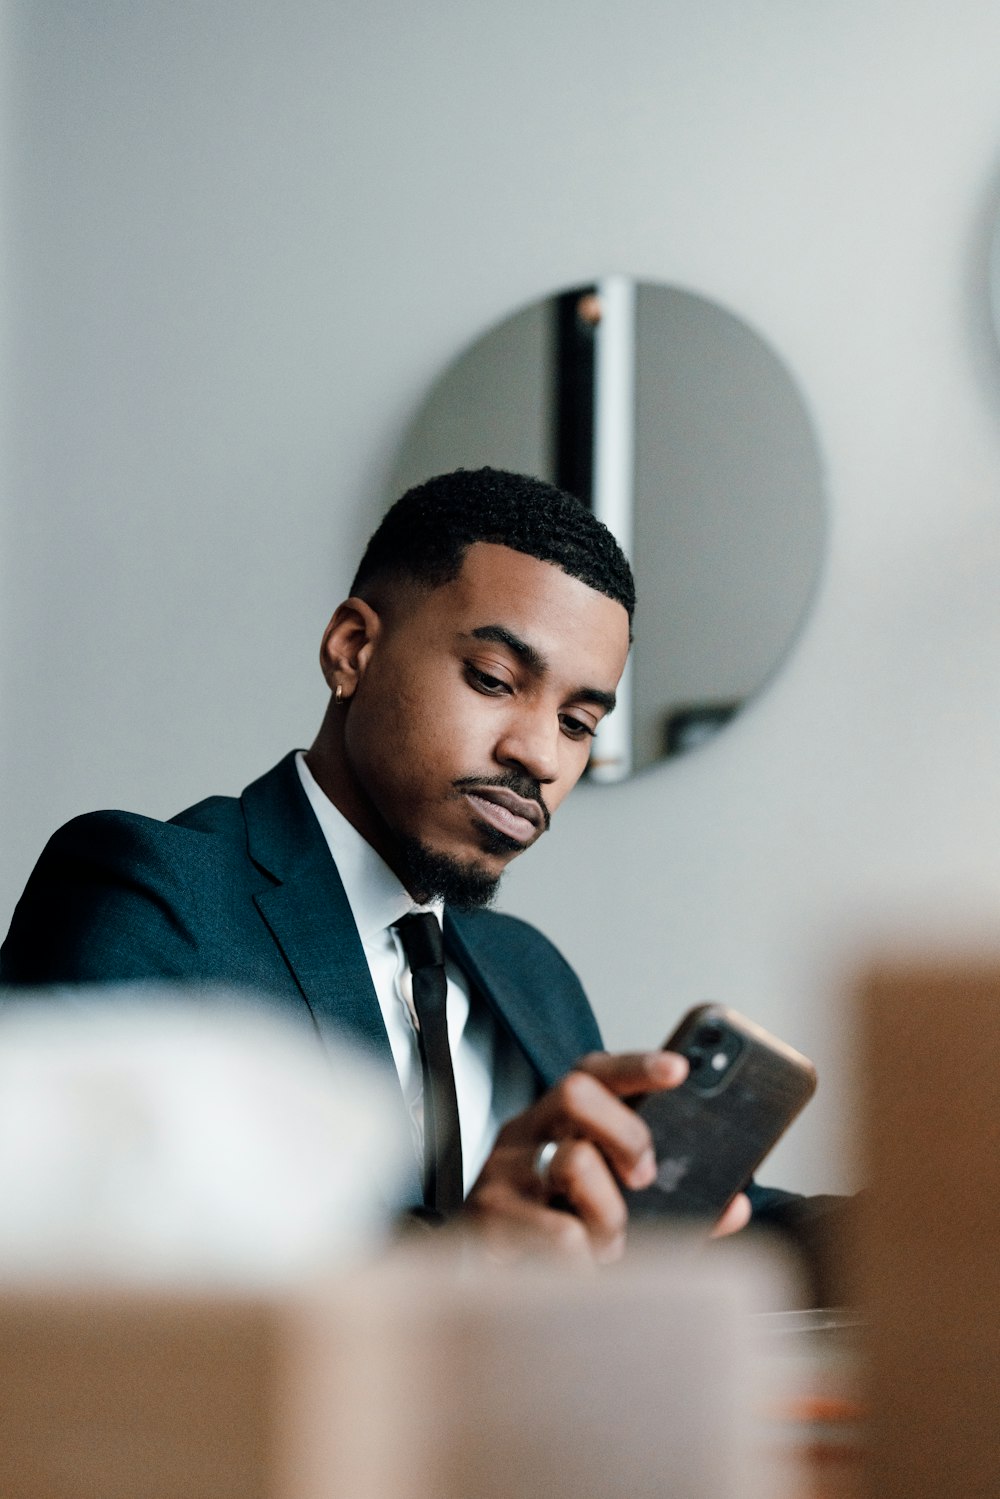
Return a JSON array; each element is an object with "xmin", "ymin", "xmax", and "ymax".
[
  {"xmin": 40, "ymin": 781, "xmax": 242, "ymax": 844},
  {"xmin": 168, "ymin": 792, "xmax": 243, "ymax": 838},
  {"xmin": 45, "ymin": 804, "xmax": 236, "ymax": 870},
  {"xmin": 1, "ymin": 801, "xmax": 252, "ymax": 988}
]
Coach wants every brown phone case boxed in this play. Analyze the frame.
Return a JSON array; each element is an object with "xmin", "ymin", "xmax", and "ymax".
[{"xmin": 624, "ymin": 1003, "xmax": 817, "ymax": 1221}]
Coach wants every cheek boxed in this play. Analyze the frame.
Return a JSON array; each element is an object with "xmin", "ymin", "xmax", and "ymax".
[
  {"xmin": 348, "ymin": 673, "xmax": 479, "ymax": 795},
  {"xmin": 393, "ymin": 661, "xmax": 491, "ymax": 750}
]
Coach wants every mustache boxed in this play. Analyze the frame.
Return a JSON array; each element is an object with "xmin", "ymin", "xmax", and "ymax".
[{"xmin": 452, "ymin": 772, "xmax": 551, "ymax": 832}]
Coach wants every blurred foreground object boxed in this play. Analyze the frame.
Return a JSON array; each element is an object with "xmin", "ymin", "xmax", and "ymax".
[
  {"xmin": 0, "ymin": 989, "xmax": 410, "ymax": 1285},
  {"xmin": 855, "ymin": 959, "xmax": 1000, "ymax": 1499},
  {"xmin": 0, "ymin": 1239, "xmax": 798, "ymax": 1499},
  {"xmin": 757, "ymin": 1308, "xmax": 865, "ymax": 1499}
]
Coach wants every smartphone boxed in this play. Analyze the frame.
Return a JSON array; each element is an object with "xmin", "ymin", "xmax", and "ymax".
[{"xmin": 624, "ymin": 1003, "xmax": 817, "ymax": 1222}]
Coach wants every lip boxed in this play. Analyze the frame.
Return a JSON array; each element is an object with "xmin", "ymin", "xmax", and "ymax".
[{"xmin": 463, "ymin": 787, "xmax": 544, "ymax": 845}]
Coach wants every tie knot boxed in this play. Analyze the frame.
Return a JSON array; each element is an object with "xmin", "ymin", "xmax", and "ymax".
[{"xmin": 394, "ymin": 911, "xmax": 445, "ymax": 971}]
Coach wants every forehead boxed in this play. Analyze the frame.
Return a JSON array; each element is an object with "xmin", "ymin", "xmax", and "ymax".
[{"xmin": 399, "ymin": 542, "xmax": 631, "ymax": 685}]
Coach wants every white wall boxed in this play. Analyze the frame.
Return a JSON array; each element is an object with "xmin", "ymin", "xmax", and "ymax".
[{"xmin": 6, "ymin": 1, "xmax": 1000, "ymax": 1194}]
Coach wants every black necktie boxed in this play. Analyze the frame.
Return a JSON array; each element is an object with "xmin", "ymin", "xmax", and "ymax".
[{"xmin": 394, "ymin": 912, "xmax": 464, "ymax": 1217}]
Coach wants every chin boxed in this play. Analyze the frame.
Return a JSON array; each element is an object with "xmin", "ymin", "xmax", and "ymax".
[{"xmin": 396, "ymin": 834, "xmax": 505, "ymax": 910}]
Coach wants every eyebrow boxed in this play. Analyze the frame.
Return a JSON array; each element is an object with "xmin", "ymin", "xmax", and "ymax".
[{"xmin": 467, "ymin": 625, "xmax": 618, "ymax": 714}]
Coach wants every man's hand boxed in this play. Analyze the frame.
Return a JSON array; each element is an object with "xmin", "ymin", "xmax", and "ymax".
[{"xmin": 461, "ymin": 1050, "xmax": 751, "ymax": 1263}]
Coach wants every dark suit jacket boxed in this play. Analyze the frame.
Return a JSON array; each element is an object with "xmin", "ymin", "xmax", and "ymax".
[
  {"xmin": 1, "ymin": 752, "xmax": 832, "ymax": 1251},
  {"xmin": 0, "ymin": 753, "xmax": 603, "ymax": 1208}
]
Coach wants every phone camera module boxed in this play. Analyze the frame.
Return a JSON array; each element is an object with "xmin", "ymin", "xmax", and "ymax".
[{"xmin": 684, "ymin": 1024, "xmax": 746, "ymax": 1094}]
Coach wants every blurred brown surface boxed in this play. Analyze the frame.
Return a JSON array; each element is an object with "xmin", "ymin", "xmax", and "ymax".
[
  {"xmin": 0, "ymin": 1242, "xmax": 793, "ymax": 1499},
  {"xmin": 0, "ymin": 1289, "xmax": 280, "ymax": 1499},
  {"xmin": 856, "ymin": 960, "xmax": 1000, "ymax": 1499},
  {"xmin": 0, "ymin": 1280, "xmax": 403, "ymax": 1499}
]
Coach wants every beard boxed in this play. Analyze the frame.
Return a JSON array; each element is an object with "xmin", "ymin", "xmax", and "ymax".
[
  {"xmin": 393, "ymin": 771, "xmax": 549, "ymax": 910},
  {"xmin": 395, "ymin": 821, "xmax": 523, "ymax": 910}
]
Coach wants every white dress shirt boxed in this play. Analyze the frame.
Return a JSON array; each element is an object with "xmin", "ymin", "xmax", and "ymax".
[{"xmin": 295, "ymin": 753, "xmax": 537, "ymax": 1196}]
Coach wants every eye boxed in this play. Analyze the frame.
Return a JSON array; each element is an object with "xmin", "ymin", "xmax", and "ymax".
[
  {"xmin": 559, "ymin": 712, "xmax": 596, "ymax": 740},
  {"xmin": 465, "ymin": 663, "xmax": 512, "ymax": 695}
]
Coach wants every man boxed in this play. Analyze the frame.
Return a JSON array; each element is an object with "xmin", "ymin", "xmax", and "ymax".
[{"xmin": 3, "ymin": 468, "xmax": 792, "ymax": 1262}]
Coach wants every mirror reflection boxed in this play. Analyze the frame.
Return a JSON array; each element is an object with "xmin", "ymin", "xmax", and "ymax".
[{"xmin": 389, "ymin": 279, "xmax": 826, "ymax": 779}]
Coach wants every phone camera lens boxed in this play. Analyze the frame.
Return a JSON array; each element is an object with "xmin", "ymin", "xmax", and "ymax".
[{"xmin": 698, "ymin": 1025, "xmax": 723, "ymax": 1047}]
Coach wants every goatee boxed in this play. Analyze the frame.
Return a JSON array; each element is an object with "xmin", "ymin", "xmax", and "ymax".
[{"xmin": 396, "ymin": 835, "xmax": 505, "ymax": 910}]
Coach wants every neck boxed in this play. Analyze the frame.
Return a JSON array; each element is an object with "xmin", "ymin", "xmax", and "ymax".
[{"xmin": 305, "ymin": 701, "xmax": 410, "ymax": 889}]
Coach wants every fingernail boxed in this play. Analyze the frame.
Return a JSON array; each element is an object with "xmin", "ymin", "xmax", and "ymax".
[{"xmin": 630, "ymin": 1148, "xmax": 656, "ymax": 1188}]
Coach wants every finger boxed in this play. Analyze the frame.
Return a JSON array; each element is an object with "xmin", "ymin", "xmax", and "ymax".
[
  {"xmin": 575, "ymin": 1049, "xmax": 689, "ymax": 1097},
  {"xmin": 464, "ymin": 1178, "xmax": 595, "ymax": 1263},
  {"xmin": 709, "ymin": 1191, "xmax": 752, "ymax": 1239},
  {"xmin": 527, "ymin": 1070, "xmax": 658, "ymax": 1190},
  {"xmin": 546, "ymin": 1138, "xmax": 628, "ymax": 1264}
]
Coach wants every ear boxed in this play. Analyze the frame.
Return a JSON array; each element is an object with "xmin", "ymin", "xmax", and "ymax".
[{"xmin": 318, "ymin": 597, "xmax": 382, "ymax": 701}]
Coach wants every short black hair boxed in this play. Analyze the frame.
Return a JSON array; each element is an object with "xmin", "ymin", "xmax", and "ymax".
[{"xmin": 351, "ymin": 467, "xmax": 635, "ymax": 625}]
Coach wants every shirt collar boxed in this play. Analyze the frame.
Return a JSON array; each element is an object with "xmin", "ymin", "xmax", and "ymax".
[{"xmin": 294, "ymin": 751, "xmax": 442, "ymax": 941}]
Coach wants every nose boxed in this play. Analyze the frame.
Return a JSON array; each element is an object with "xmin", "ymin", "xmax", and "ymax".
[{"xmin": 495, "ymin": 703, "xmax": 561, "ymax": 784}]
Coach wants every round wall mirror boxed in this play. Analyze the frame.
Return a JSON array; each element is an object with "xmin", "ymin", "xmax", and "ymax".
[{"xmin": 389, "ymin": 278, "xmax": 826, "ymax": 780}]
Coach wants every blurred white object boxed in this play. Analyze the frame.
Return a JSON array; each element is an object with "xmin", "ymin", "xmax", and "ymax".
[
  {"xmin": 0, "ymin": 988, "xmax": 410, "ymax": 1286},
  {"xmin": 280, "ymin": 1239, "xmax": 800, "ymax": 1499}
]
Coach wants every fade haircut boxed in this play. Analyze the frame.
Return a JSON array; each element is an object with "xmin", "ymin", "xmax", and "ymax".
[{"xmin": 351, "ymin": 467, "xmax": 635, "ymax": 629}]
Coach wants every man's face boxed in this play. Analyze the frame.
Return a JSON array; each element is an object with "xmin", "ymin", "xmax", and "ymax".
[{"xmin": 337, "ymin": 542, "xmax": 630, "ymax": 903}]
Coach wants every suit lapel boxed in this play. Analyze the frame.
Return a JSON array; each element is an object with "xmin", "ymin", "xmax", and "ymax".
[
  {"xmin": 240, "ymin": 754, "xmax": 422, "ymax": 1205},
  {"xmin": 444, "ymin": 909, "xmax": 572, "ymax": 1090},
  {"xmin": 241, "ymin": 754, "xmax": 391, "ymax": 1055}
]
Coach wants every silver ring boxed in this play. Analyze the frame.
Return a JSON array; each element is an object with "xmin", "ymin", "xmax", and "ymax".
[{"xmin": 532, "ymin": 1139, "xmax": 559, "ymax": 1191}]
